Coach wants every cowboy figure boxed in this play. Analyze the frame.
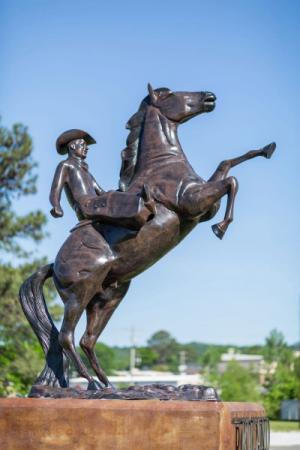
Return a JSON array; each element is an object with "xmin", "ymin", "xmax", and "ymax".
[{"xmin": 50, "ymin": 129, "xmax": 155, "ymax": 229}]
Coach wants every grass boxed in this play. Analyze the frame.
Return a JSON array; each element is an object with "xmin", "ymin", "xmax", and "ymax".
[{"xmin": 270, "ymin": 421, "xmax": 300, "ymax": 432}]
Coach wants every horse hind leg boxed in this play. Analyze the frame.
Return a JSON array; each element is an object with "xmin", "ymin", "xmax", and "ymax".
[
  {"xmin": 209, "ymin": 142, "xmax": 276, "ymax": 182},
  {"xmin": 57, "ymin": 291, "xmax": 98, "ymax": 388},
  {"xmin": 57, "ymin": 264, "xmax": 112, "ymax": 390},
  {"xmin": 80, "ymin": 281, "xmax": 131, "ymax": 388}
]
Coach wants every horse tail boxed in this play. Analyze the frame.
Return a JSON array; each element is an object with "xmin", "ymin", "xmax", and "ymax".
[{"xmin": 19, "ymin": 263, "xmax": 68, "ymax": 387}]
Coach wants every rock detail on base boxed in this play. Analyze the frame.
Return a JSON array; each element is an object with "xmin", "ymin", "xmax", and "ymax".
[{"xmin": 29, "ymin": 383, "xmax": 220, "ymax": 401}]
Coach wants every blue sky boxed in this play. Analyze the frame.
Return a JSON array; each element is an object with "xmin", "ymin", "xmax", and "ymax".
[{"xmin": 1, "ymin": 0, "xmax": 299, "ymax": 347}]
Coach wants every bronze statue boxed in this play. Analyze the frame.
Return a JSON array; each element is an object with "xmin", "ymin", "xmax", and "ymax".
[{"xmin": 19, "ymin": 84, "xmax": 276, "ymax": 391}]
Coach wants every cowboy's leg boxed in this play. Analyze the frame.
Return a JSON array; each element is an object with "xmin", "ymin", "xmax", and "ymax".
[
  {"xmin": 209, "ymin": 142, "xmax": 276, "ymax": 182},
  {"xmin": 80, "ymin": 282, "xmax": 131, "ymax": 387}
]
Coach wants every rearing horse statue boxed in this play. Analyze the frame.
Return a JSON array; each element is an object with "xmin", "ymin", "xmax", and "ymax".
[{"xmin": 20, "ymin": 84, "xmax": 275, "ymax": 390}]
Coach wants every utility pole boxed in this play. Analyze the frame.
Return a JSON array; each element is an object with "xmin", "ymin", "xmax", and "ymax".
[
  {"xmin": 130, "ymin": 326, "xmax": 136, "ymax": 375},
  {"xmin": 179, "ymin": 350, "xmax": 187, "ymax": 375}
]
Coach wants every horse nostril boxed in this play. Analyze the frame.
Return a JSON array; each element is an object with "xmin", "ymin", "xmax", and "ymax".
[{"xmin": 205, "ymin": 92, "xmax": 216, "ymax": 101}]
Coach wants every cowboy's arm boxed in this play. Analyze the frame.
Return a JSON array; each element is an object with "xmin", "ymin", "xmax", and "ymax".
[
  {"xmin": 91, "ymin": 175, "xmax": 105, "ymax": 196},
  {"xmin": 49, "ymin": 162, "xmax": 68, "ymax": 217}
]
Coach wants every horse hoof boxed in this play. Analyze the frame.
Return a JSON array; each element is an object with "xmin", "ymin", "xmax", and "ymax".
[
  {"xmin": 262, "ymin": 142, "xmax": 276, "ymax": 159},
  {"xmin": 108, "ymin": 381, "xmax": 116, "ymax": 391},
  {"xmin": 87, "ymin": 379, "xmax": 102, "ymax": 391},
  {"xmin": 212, "ymin": 224, "xmax": 225, "ymax": 240},
  {"xmin": 202, "ymin": 387, "xmax": 220, "ymax": 401}
]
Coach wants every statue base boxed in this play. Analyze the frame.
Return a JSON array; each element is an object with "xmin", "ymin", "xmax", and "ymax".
[
  {"xmin": 0, "ymin": 398, "xmax": 269, "ymax": 449},
  {"xmin": 28, "ymin": 383, "xmax": 220, "ymax": 401}
]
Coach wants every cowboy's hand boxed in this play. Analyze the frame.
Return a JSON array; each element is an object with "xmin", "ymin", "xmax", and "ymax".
[{"xmin": 50, "ymin": 206, "xmax": 64, "ymax": 218}]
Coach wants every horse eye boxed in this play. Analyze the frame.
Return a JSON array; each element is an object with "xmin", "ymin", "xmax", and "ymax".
[{"xmin": 161, "ymin": 92, "xmax": 173, "ymax": 101}]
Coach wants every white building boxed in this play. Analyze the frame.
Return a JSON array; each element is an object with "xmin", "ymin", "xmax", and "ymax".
[
  {"xmin": 71, "ymin": 368, "xmax": 204, "ymax": 390},
  {"xmin": 218, "ymin": 348, "xmax": 268, "ymax": 384}
]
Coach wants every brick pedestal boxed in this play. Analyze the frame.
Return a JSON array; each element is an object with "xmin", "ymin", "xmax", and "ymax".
[{"xmin": 0, "ymin": 398, "xmax": 269, "ymax": 449}]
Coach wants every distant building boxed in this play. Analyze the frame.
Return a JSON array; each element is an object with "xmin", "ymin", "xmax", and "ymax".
[
  {"xmin": 71, "ymin": 368, "xmax": 204, "ymax": 390},
  {"xmin": 218, "ymin": 348, "xmax": 268, "ymax": 384},
  {"xmin": 218, "ymin": 348, "xmax": 264, "ymax": 372}
]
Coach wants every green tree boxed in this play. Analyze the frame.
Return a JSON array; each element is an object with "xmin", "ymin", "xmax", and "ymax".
[
  {"xmin": 261, "ymin": 330, "xmax": 299, "ymax": 419},
  {"xmin": 214, "ymin": 361, "xmax": 261, "ymax": 402},
  {"xmin": 78, "ymin": 342, "xmax": 115, "ymax": 376},
  {"xmin": 0, "ymin": 119, "xmax": 62, "ymax": 396},
  {"xmin": 112, "ymin": 347, "xmax": 130, "ymax": 371},
  {"xmin": 147, "ymin": 330, "xmax": 179, "ymax": 371},
  {"xmin": 200, "ymin": 346, "xmax": 224, "ymax": 372},
  {"xmin": 0, "ymin": 121, "xmax": 46, "ymax": 255},
  {"xmin": 294, "ymin": 356, "xmax": 300, "ymax": 403},
  {"xmin": 264, "ymin": 329, "xmax": 293, "ymax": 365},
  {"xmin": 138, "ymin": 347, "xmax": 159, "ymax": 368},
  {"xmin": 239, "ymin": 345, "xmax": 264, "ymax": 355},
  {"xmin": 263, "ymin": 363, "xmax": 300, "ymax": 419}
]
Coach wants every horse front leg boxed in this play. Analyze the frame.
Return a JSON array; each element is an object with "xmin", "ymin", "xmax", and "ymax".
[
  {"xmin": 211, "ymin": 176, "xmax": 238, "ymax": 239},
  {"xmin": 209, "ymin": 142, "xmax": 276, "ymax": 182}
]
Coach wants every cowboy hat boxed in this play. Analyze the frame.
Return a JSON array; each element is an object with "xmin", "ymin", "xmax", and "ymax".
[{"xmin": 56, "ymin": 129, "xmax": 96, "ymax": 155}]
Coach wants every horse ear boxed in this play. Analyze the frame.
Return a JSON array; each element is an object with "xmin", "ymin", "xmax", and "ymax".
[{"xmin": 147, "ymin": 83, "xmax": 158, "ymax": 105}]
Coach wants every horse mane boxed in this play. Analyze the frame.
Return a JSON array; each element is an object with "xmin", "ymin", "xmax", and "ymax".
[{"xmin": 119, "ymin": 88, "xmax": 171, "ymax": 191}]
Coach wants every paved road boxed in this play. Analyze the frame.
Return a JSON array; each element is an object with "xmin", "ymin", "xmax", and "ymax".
[
  {"xmin": 271, "ymin": 447, "xmax": 300, "ymax": 450},
  {"xmin": 270, "ymin": 432, "xmax": 300, "ymax": 448}
]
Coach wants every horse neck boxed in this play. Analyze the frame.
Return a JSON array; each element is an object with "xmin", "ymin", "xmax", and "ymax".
[{"xmin": 136, "ymin": 106, "xmax": 188, "ymax": 172}]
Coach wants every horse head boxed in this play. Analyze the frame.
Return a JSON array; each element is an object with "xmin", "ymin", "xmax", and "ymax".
[
  {"xmin": 147, "ymin": 83, "xmax": 216, "ymax": 123},
  {"xmin": 119, "ymin": 84, "xmax": 217, "ymax": 191}
]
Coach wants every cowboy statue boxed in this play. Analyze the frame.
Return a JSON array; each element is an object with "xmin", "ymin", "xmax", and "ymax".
[
  {"xmin": 20, "ymin": 85, "xmax": 275, "ymax": 398},
  {"xmin": 50, "ymin": 129, "xmax": 155, "ymax": 230}
]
